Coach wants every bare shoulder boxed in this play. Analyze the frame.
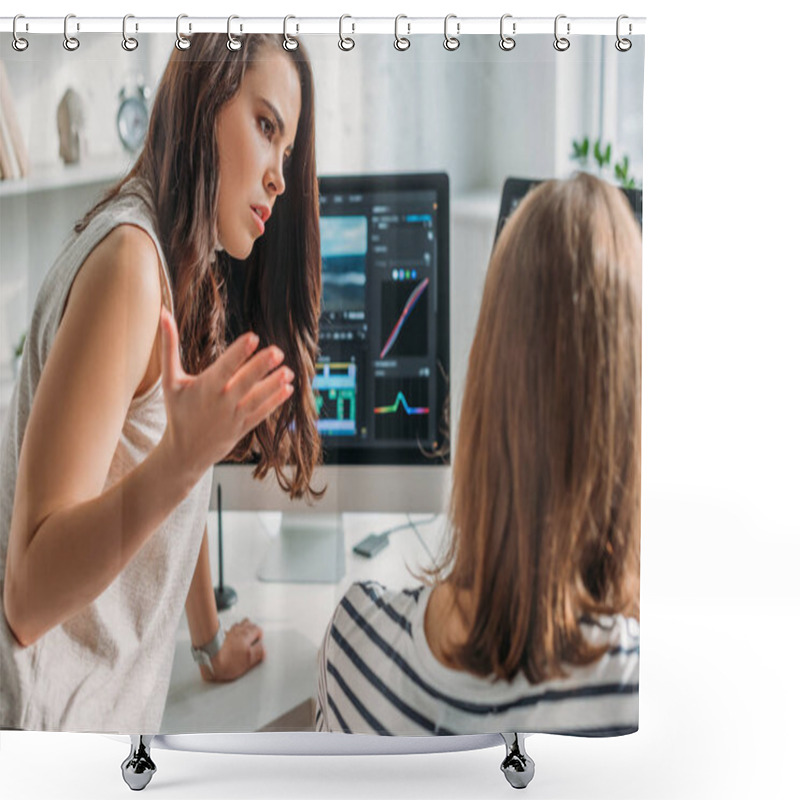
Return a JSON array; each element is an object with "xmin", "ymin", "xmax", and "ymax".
[
  {"xmin": 68, "ymin": 223, "xmax": 164, "ymax": 315},
  {"xmin": 98, "ymin": 222, "xmax": 161, "ymax": 264},
  {"xmin": 55, "ymin": 222, "xmax": 167, "ymax": 403}
]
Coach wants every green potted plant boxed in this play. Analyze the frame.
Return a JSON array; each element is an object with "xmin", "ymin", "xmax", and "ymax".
[{"xmin": 570, "ymin": 137, "xmax": 637, "ymax": 189}]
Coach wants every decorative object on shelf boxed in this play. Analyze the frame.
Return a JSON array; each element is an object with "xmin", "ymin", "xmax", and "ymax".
[
  {"xmin": 117, "ymin": 79, "xmax": 151, "ymax": 153},
  {"xmin": 12, "ymin": 331, "xmax": 26, "ymax": 380},
  {"xmin": 570, "ymin": 136, "xmax": 639, "ymax": 189},
  {"xmin": 57, "ymin": 88, "xmax": 86, "ymax": 165}
]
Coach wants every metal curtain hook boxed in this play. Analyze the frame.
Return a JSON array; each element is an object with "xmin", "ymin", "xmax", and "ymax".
[
  {"xmin": 175, "ymin": 14, "xmax": 191, "ymax": 50},
  {"xmin": 227, "ymin": 15, "xmax": 242, "ymax": 51},
  {"xmin": 122, "ymin": 14, "xmax": 139, "ymax": 51},
  {"xmin": 12, "ymin": 15, "xmax": 29, "ymax": 52},
  {"xmin": 394, "ymin": 15, "xmax": 410, "ymax": 51},
  {"xmin": 500, "ymin": 14, "xmax": 516, "ymax": 51},
  {"xmin": 63, "ymin": 14, "xmax": 80, "ymax": 51},
  {"xmin": 553, "ymin": 14, "xmax": 570, "ymax": 52},
  {"xmin": 283, "ymin": 16, "xmax": 299, "ymax": 51},
  {"xmin": 443, "ymin": 14, "xmax": 460, "ymax": 51},
  {"xmin": 615, "ymin": 15, "xmax": 632, "ymax": 51},
  {"xmin": 338, "ymin": 14, "xmax": 355, "ymax": 51}
]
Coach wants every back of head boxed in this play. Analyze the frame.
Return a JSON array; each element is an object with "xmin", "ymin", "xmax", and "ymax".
[{"xmin": 446, "ymin": 172, "xmax": 642, "ymax": 683}]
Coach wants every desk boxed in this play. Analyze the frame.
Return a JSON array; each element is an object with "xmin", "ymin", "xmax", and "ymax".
[{"xmin": 161, "ymin": 512, "xmax": 445, "ymax": 734}]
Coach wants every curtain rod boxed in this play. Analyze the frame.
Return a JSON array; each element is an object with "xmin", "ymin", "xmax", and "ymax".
[{"xmin": 0, "ymin": 16, "xmax": 646, "ymax": 37}]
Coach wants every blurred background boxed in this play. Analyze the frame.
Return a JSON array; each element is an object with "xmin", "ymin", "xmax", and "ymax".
[{"xmin": 0, "ymin": 33, "xmax": 643, "ymax": 436}]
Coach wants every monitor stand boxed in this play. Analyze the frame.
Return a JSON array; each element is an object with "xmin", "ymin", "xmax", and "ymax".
[{"xmin": 255, "ymin": 513, "xmax": 346, "ymax": 584}]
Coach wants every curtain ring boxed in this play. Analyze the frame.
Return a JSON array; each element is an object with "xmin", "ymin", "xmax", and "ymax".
[
  {"xmin": 338, "ymin": 15, "xmax": 355, "ymax": 51},
  {"xmin": 283, "ymin": 16, "xmax": 299, "ymax": 51},
  {"xmin": 227, "ymin": 15, "xmax": 242, "ymax": 51},
  {"xmin": 394, "ymin": 15, "xmax": 410, "ymax": 51},
  {"xmin": 12, "ymin": 15, "xmax": 29, "ymax": 52},
  {"xmin": 443, "ymin": 14, "xmax": 460, "ymax": 51},
  {"xmin": 63, "ymin": 14, "xmax": 80, "ymax": 52},
  {"xmin": 175, "ymin": 14, "xmax": 191, "ymax": 50},
  {"xmin": 615, "ymin": 15, "xmax": 632, "ymax": 52},
  {"xmin": 122, "ymin": 14, "xmax": 139, "ymax": 51},
  {"xmin": 499, "ymin": 14, "xmax": 516, "ymax": 51},
  {"xmin": 553, "ymin": 14, "xmax": 570, "ymax": 52}
]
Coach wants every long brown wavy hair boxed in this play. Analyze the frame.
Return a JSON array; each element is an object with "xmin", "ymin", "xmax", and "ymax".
[
  {"xmin": 75, "ymin": 34, "xmax": 322, "ymax": 499},
  {"xmin": 435, "ymin": 173, "xmax": 642, "ymax": 683}
]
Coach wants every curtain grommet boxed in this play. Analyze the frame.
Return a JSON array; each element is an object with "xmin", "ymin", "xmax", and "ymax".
[
  {"xmin": 12, "ymin": 15, "xmax": 29, "ymax": 52},
  {"xmin": 175, "ymin": 14, "xmax": 191, "ymax": 51},
  {"xmin": 63, "ymin": 14, "xmax": 80, "ymax": 52},
  {"xmin": 227, "ymin": 15, "xmax": 242, "ymax": 52},
  {"xmin": 443, "ymin": 14, "xmax": 460, "ymax": 51},
  {"xmin": 615, "ymin": 15, "xmax": 632, "ymax": 52},
  {"xmin": 499, "ymin": 14, "xmax": 516, "ymax": 51},
  {"xmin": 394, "ymin": 15, "xmax": 410, "ymax": 51},
  {"xmin": 338, "ymin": 14, "xmax": 355, "ymax": 52},
  {"xmin": 553, "ymin": 14, "xmax": 570, "ymax": 52},
  {"xmin": 122, "ymin": 14, "xmax": 139, "ymax": 51},
  {"xmin": 283, "ymin": 16, "xmax": 299, "ymax": 51}
]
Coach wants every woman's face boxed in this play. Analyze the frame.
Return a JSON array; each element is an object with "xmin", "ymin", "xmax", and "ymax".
[{"xmin": 215, "ymin": 50, "xmax": 301, "ymax": 259}]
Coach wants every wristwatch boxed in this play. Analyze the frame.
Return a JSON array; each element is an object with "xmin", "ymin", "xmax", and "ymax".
[{"xmin": 190, "ymin": 623, "xmax": 225, "ymax": 677}]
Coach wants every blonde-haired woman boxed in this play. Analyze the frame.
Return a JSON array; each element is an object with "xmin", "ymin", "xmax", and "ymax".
[{"xmin": 316, "ymin": 172, "xmax": 641, "ymax": 737}]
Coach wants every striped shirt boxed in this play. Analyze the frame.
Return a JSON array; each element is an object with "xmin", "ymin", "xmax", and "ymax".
[{"xmin": 316, "ymin": 581, "xmax": 639, "ymax": 737}]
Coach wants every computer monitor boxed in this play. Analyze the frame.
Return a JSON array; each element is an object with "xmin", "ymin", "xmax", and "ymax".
[
  {"xmin": 212, "ymin": 173, "xmax": 451, "ymax": 582},
  {"xmin": 495, "ymin": 176, "xmax": 643, "ymax": 242}
]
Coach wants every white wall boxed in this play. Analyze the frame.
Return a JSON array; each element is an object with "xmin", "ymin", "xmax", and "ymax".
[{"xmin": 306, "ymin": 33, "xmax": 637, "ymax": 193}]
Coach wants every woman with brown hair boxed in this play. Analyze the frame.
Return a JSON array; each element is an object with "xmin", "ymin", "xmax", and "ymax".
[
  {"xmin": 316, "ymin": 173, "xmax": 641, "ymax": 736},
  {"xmin": 0, "ymin": 34, "xmax": 321, "ymax": 732}
]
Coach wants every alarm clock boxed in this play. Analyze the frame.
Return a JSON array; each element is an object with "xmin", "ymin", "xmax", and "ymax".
[{"xmin": 116, "ymin": 83, "xmax": 150, "ymax": 153}]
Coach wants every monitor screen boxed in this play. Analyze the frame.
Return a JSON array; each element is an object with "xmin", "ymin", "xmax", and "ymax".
[
  {"xmin": 221, "ymin": 172, "xmax": 450, "ymax": 483},
  {"xmin": 315, "ymin": 173, "xmax": 449, "ymax": 464},
  {"xmin": 495, "ymin": 176, "xmax": 643, "ymax": 242}
]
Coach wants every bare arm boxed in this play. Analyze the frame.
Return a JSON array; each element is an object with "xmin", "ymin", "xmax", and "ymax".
[
  {"xmin": 4, "ymin": 226, "xmax": 294, "ymax": 647},
  {"xmin": 184, "ymin": 527, "xmax": 264, "ymax": 682}
]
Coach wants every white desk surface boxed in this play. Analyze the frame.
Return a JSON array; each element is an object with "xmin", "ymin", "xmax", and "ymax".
[{"xmin": 161, "ymin": 512, "xmax": 446, "ymax": 734}]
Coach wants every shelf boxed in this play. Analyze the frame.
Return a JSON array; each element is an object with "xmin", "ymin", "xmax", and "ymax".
[{"xmin": 0, "ymin": 154, "xmax": 135, "ymax": 199}]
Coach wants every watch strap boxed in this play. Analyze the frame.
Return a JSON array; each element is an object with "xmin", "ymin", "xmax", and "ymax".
[{"xmin": 191, "ymin": 623, "xmax": 224, "ymax": 676}]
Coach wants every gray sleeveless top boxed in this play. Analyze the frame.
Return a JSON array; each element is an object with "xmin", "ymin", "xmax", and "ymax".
[{"xmin": 0, "ymin": 178, "xmax": 214, "ymax": 733}]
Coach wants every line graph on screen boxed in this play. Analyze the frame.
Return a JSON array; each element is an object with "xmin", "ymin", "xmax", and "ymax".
[{"xmin": 379, "ymin": 277, "xmax": 429, "ymax": 359}]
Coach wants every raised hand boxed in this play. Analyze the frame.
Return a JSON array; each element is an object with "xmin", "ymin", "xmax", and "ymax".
[{"xmin": 158, "ymin": 308, "xmax": 294, "ymax": 480}]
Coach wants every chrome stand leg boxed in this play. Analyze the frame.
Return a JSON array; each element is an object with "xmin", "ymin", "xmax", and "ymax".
[
  {"xmin": 121, "ymin": 735, "xmax": 156, "ymax": 791},
  {"xmin": 500, "ymin": 733, "xmax": 535, "ymax": 789}
]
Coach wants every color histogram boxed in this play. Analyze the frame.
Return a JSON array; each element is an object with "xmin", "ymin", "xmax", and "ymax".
[{"xmin": 373, "ymin": 377, "xmax": 430, "ymax": 441}]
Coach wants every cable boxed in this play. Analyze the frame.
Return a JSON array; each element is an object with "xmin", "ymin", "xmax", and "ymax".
[
  {"xmin": 353, "ymin": 513, "xmax": 440, "ymax": 559},
  {"xmin": 406, "ymin": 513, "xmax": 438, "ymax": 563}
]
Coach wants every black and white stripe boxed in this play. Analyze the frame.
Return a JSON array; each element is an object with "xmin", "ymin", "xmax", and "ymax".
[{"xmin": 317, "ymin": 582, "xmax": 640, "ymax": 737}]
